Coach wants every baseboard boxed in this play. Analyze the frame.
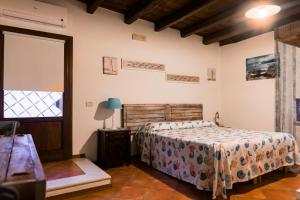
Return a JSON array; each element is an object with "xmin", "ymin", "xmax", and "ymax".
[{"xmin": 72, "ymin": 154, "xmax": 86, "ymax": 159}]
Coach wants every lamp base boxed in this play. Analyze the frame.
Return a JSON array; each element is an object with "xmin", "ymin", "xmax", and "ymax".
[{"xmin": 111, "ymin": 113, "xmax": 117, "ymax": 130}]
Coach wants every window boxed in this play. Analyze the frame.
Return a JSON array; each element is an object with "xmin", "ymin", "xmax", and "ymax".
[{"xmin": 4, "ymin": 90, "xmax": 63, "ymax": 118}]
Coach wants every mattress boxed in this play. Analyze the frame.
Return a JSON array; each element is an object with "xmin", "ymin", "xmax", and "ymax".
[{"xmin": 136, "ymin": 120, "xmax": 300, "ymax": 199}]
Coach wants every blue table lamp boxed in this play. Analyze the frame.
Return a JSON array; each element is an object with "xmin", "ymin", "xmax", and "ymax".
[{"xmin": 106, "ymin": 98, "xmax": 122, "ymax": 129}]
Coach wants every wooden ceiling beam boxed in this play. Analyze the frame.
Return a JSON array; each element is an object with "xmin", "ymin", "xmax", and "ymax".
[
  {"xmin": 154, "ymin": 0, "xmax": 213, "ymax": 32},
  {"xmin": 125, "ymin": 0, "xmax": 161, "ymax": 24},
  {"xmin": 219, "ymin": 13, "xmax": 300, "ymax": 46},
  {"xmin": 180, "ymin": 1, "xmax": 253, "ymax": 38},
  {"xmin": 275, "ymin": 20, "xmax": 300, "ymax": 44},
  {"xmin": 86, "ymin": 0, "xmax": 102, "ymax": 14},
  {"xmin": 219, "ymin": 31, "xmax": 269, "ymax": 46},
  {"xmin": 181, "ymin": 0, "xmax": 299, "ymax": 38},
  {"xmin": 203, "ymin": 5, "xmax": 300, "ymax": 45}
]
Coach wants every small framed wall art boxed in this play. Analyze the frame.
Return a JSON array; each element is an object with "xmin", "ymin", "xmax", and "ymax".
[
  {"xmin": 122, "ymin": 59, "xmax": 165, "ymax": 71},
  {"xmin": 166, "ymin": 73, "xmax": 199, "ymax": 83},
  {"xmin": 103, "ymin": 56, "xmax": 118, "ymax": 75},
  {"xmin": 207, "ymin": 67, "xmax": 216, "ymax": 81}
]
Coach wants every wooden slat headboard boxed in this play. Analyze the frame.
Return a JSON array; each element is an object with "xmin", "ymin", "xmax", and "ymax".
[{"xmin": 122, "ymin": 104, "xmax": 203, "ymax": 134}]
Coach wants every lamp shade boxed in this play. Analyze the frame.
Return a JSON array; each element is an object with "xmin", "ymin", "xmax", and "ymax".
[{"xmin": 106, "ymin": 98, "xmax": 122, "ymax": 109}]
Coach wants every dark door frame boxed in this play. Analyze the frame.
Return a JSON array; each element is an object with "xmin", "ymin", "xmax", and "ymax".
[{"xmin": 0, "ymin": 24, "xmax": 73, "ymax": 161}]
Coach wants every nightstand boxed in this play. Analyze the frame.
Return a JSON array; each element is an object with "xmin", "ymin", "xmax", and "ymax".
[{"xmin": 97, "ymin": 128, "xmax": 131, "ymax": 168}]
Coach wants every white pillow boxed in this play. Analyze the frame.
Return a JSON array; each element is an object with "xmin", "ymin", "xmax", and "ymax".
[{"xmin": 148, "ymin": 120, "xmax": 216, "ymax": 131}]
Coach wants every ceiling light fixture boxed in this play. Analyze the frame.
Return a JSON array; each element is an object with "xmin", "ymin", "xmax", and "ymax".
[{"xmin": 245, "ymin": 4, "xmax": 281, "ymax": 19}]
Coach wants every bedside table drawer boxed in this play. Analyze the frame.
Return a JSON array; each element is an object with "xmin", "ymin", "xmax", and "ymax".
[
  {"xmin": 97, "ymin": 129, "xmax": 131, "ymax": 168},
  {"xmin": 107, "ymin": 132, "xmax": 129, "ymax": 140}
]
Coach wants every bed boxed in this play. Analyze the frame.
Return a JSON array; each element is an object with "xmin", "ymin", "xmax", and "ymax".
[{"xmin": 122, "ymin": 104, "xmax": 300, "ymax": 199}]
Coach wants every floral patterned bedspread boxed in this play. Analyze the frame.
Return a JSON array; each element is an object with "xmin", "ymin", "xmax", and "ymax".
[{"xmin": 136, "ymin": 120, "xmax": 300, "ymax": 199}]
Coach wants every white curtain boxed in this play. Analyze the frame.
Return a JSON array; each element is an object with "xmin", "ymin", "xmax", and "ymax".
[{"xmin": 276, "ymin": 42, "xmax": 300, "ymax": 144}]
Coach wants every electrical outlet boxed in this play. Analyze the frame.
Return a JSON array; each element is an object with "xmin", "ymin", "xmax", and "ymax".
[
  {"xmin": 132, "ymin": 33, "xmax": 146, "ymax": 42},
  {"xmin": 85, "ymin": 101, "xmax": 94, "ymax": 107}
]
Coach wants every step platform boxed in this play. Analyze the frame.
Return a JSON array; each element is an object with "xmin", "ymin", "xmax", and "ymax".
[{"xmin": 45, "ymin": 158, "xmax": 111, "ymax": 199}]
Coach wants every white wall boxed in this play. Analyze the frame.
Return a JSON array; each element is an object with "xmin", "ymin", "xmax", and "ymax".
[
  {"xmin": 0, "ymin": 0, "xmax": 282, "ymax": 161},
  {"xmin": 0, "ymin": 0, "xmax": 222, "ymax": 160},
  {"xmin": 220, "ymin": 32, "xmax": 275, "ymax": 131}
]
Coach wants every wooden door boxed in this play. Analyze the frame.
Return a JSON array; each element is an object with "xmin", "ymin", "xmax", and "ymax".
[{"xmin": 0, "ymin": 25, "xmax": 73, "ymax": 162}]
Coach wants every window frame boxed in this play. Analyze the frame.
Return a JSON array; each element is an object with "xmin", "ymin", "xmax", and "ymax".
[{"xmin": 0, "ymin": 25, "xmax": 73, "ymax": 160}]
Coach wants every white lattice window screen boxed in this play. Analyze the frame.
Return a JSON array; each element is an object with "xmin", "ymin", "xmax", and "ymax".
[{"xmin": 4, "ymin": 90, "xmax": 63, "ymax": 118}]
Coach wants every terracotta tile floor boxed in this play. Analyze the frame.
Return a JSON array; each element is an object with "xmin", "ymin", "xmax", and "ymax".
[
  {"xmin": 44, "ymin": 159, "xmax": 300, "ymax": 200},
  {"xmin": 43, "ymin": 159, "xmax": 85, "ymax": 181}
]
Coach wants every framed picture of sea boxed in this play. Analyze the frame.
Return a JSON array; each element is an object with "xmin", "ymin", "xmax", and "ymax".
[
  {"xmin": 297, "ymin": 99, "xmax": 300, "ymax": 122},
  {"xmin": 246, "ymin": 54, "xmax": 278, "ymax": 81}
]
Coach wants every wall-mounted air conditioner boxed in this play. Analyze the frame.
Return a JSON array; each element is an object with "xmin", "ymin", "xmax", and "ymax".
[{"xmin": 0, "ymin": 0, "xmax": 67, "ymax": 28}]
